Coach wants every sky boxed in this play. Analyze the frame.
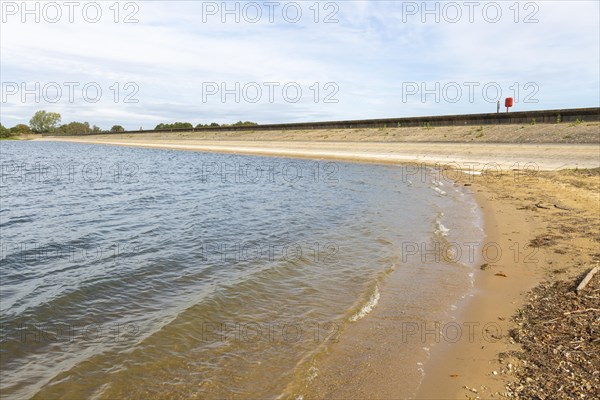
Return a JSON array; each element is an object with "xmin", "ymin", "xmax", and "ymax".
[{"xmin": 1, "ymin": 0, "xmax": 599, "ymax": 129}]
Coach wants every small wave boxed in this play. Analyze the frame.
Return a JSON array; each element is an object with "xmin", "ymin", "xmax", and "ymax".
[
  {"xmin": 459, "ymin": 169, "xmax": 482, "ymax": 176},
  {"xmin": 349, "ymin": 285, "xmax": 380, "ymax": 322},
  {"xmin": 433, "ymin": 187, "xmax": 446, "ymax": 196}
]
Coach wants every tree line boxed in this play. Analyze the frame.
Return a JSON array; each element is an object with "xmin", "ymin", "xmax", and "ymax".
[
  {"xmin": 154, "ymin": 121, "xmax": 257, "ymax": 130},
  {"xmin": 1, "ymin": 110, "xmax": 125, "ymax": 138},
  {"xmin": 1, "ymin": 110, "xmax": 258, "ymax": 138}
]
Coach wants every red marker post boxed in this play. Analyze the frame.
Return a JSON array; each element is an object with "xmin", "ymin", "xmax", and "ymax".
[{"xmin": 505, "ymin": 97, "xmax": 513, "ymax": 112}]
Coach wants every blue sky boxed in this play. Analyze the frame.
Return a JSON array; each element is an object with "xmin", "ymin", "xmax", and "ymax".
[{"xmin": 1, "ymin": 0, "xmax": 599, "ymax": 129}]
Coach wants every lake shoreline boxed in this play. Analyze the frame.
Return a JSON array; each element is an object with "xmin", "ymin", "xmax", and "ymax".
[
  {"xmin": 35, "ymin": 136, "xmax": 600, "ymax": 171},
  {"xmin": 33, "ymin": 137, "xmax": 600, "ymax": 399}
]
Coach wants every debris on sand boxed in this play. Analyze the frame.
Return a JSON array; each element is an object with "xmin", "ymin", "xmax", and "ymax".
[{"xmin": 506, "ymin": 271, "xmax": 600, "ymax": 399}]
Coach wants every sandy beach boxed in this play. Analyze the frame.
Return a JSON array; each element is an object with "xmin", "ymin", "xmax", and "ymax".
[
  {"xmin": 37, "ymin": 123, "xmax": 599, "ymax": 171},
  {"xmin": 418, "ymin": 168, "xmax": 599, "ymax": 398},
  {"xmin": 37, "ymin": 124, "xmax": 600, "ymax": 399}
]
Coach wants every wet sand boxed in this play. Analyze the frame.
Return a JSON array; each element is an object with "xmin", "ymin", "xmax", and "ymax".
[{"xmin": 37, "ymin": 132, "xmax": 600, "ymax": 398}]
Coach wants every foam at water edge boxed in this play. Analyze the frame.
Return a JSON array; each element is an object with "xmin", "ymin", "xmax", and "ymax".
[
  {"xmin": 433, "ymin": 187, "xmax": 446, "ymax": 196},
  {"xmin": 459, "ymin": 169, "xmax": 482, "ymax": 176},
  {"xmin": 435, "ymin": 219, "xmax": 450, "ymax": 237},
  {"xmin": 349, "ymin": 285, "xmax": 380, "ymax": 322}
]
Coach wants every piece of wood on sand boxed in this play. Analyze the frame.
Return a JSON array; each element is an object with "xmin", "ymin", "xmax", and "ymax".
[{"xmin": 576, "ymin": 266, "xmax": 599, "ymax": 294}]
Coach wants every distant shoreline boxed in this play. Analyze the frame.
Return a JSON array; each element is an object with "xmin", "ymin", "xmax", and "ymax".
[{"xmin": 37, "ymin": 136, "xmax": 600, "ymax": 171}]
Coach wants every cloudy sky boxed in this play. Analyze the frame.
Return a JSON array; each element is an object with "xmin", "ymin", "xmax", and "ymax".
[{"xmin": 1, "ymin": 0, "xmax": 599, "ymax": 129}]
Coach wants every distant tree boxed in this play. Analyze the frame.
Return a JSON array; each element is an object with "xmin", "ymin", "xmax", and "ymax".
[
  {"xmin": 195, "ymin": 123, "xmax": 206, "ymax": 129},
  {"xmin": 209, "ymin": 122, "xmax": 220, "ymax": 127},
  {"xmin": 175, "ymin": 122, "xmax": 193, "ymax": 129},
  {"xmin": 29, "ymin": 110, "xmax": 61, "ymax": 133},
  {"xmin": 232, "ymin": 121, "xmax": 258, "ymax": 126},
  {"xmin": 91, "ymin": 125, "xmax": 102, "ymax": 133},
  {"xmin": 111, "ymin": 125, "xmax": 125, "ymax": 132},
  {"xmin": 58, "ymin": 121, "xmax": 91, "ymax": 135},
  {"xmin": 0, "ymin": 123, "xmax": 12, "ymax": 138},
  {"xmin": 10, "ymin": 124, "xmax": 32, "ymax": 134},
  {"xmin": 154, "ymin": 122, "xmax": 193, "ymax": 130}
]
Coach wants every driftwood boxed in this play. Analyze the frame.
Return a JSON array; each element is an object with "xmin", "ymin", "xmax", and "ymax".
[
  {"xmin": 576, "ymin": 266, "xmax": 599, "ymax": 294},
  {"xmin": 553, "ymin": 204, "xmax": 571, "ymax": 211}
]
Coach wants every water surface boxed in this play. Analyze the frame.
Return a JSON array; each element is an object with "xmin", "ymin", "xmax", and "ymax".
[{"xmin": 0, "ymin": 141, "xmax": 482, "ymax": 399}]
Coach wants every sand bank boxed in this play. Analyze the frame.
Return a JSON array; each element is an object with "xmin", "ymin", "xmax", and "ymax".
[{"xmin": 38, "ymin": 137, "xmax": 599, "ymax": 171}]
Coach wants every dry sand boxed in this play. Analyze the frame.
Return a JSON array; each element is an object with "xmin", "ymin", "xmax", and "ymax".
[
  {"xmin": 38, "ymin": 139, "xmax": 599, "ymax": 171},
  {"xmin": 37, "ymin": 125, "xmax": 600, "ymax": 399},
  {"xmin": 38, "ymin": 123, "xmax": 600, "ymax": 171}
]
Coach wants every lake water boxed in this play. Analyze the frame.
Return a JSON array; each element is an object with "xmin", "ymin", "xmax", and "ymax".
[{"xmin": 0, "ymin": 141, "xmax": 483, "ymax": 399}]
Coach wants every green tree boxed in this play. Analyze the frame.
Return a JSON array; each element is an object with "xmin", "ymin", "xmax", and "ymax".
[
  {"xmin": 61, "ymin": 121, "xmax": 91, "ymax": 135},
  {"xmin": 0, "ymin": 123, "xmax": 12, "ymax": 138},
  {"xmin": 111, "ymin": 125, "xmax": 125, "ymax": 132},
  {"xmin": 10, "ymin": 124, "xmax": 32, "ymax": 134},
  {"xmin": 174, "ymin": 122, "xmax": 193, "ymax": 129},
  {"xmin": 232, "ymin": 121, "xmax": 258, "ymax": 126},
  {"xmin": 29, "ymin": 110, "xmax": 61, "ymax": 133},
  {"xmin": 155, "ymin": 122, "xmax": 193, "ymax": 130}
]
